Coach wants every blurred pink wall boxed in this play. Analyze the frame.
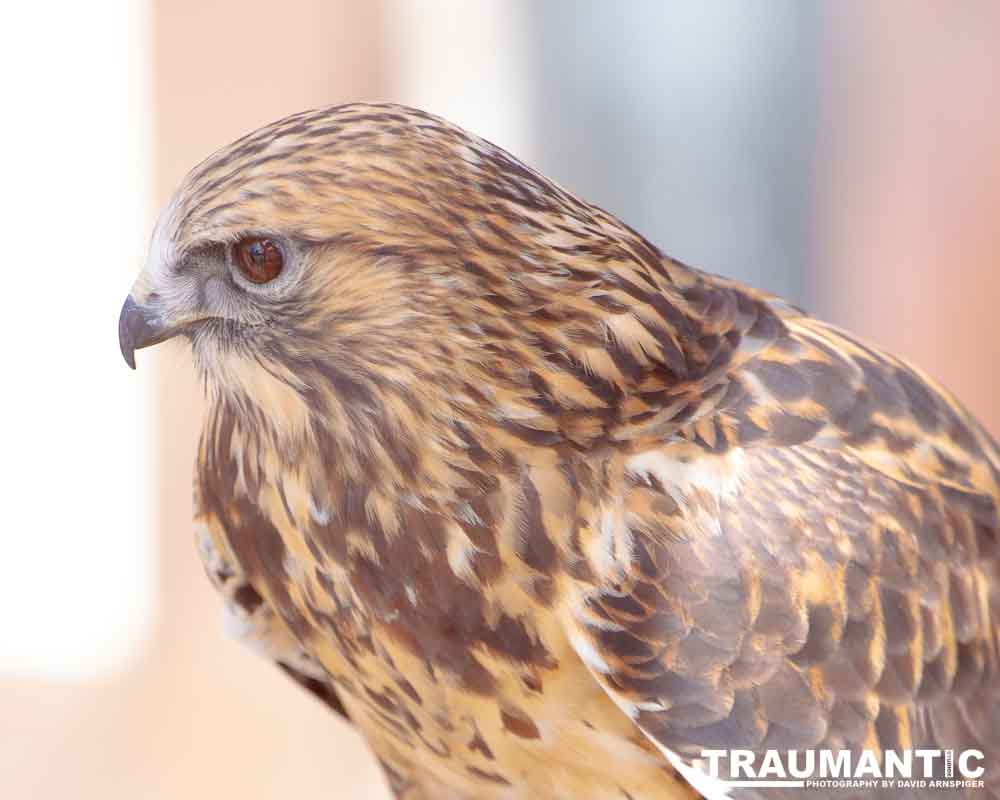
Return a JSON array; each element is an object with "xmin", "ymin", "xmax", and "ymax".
[
  {"xmin": 819, "ymin": 1, "xmax": 1000, "ymax": 435},
  {"xmin": 145, "ymin": 2, "xmax": 392, "ymax": 797}
]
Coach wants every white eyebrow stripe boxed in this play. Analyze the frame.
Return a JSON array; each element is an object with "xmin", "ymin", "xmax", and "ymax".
[{"xmin": 146, "ymin": 191, "xmax": 183, "ymax": 282}]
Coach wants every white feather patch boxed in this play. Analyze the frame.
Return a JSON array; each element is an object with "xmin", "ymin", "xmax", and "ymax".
[
  {"xmin": 568, "ymin": 630, "xmax": 611, "ymax": 674},
  {"xmin": 626, "ymin": 448, "xmax": 747, "ymax": 503}
]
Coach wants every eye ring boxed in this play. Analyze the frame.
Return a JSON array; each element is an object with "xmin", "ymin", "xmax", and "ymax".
[{"xmin": 232, "ymin": 237, "xmax": 284, "ymax": 284}]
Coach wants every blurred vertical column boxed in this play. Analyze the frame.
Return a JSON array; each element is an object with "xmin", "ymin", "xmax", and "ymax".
[
  {"xmin": 526, "ymin": 1, "xmax": 821, "ymax": 304},
  {"xmin": 143, "ymin": 2, "xmax": 391, "ymax": 799},
  {"xmin": 817, "ymin": 2, "xmax": 1000, "ymax": 433},
  {"xmin": 383, "ymin": 0, "xmax": 536, "ymax": 161}
]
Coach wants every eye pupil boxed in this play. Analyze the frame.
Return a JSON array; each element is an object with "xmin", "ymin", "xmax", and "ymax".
[{"xmin": 234, "ymin": 237, "xmax": 284, "ymax": 283}]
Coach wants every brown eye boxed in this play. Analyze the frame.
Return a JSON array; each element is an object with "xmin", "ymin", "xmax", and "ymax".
[{"xmin": 233, "ymin": 237, "xmax": 284, "ymax": 283}]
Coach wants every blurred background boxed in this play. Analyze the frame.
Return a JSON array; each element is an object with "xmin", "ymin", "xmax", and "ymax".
[{"xmin": 3, "ymin": 1, "xmax": 1000, "ymax": 797}]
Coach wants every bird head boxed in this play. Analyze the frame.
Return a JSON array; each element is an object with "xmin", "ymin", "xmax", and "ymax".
[
  {"xmin": 120, "ymin": 103, "xmax": 746, "ymax": 480},
  {"xmin": 121, "ymin": 104, "xmax": 512, "ymax": 377}
]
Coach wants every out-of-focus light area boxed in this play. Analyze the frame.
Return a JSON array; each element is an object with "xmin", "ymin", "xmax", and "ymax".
[
  {"xmin": 0, "ymin": 0, "xmax": 153, "ymax": 679},
  {"xmin": 385, "ymin": 0, "xmax": 535, "ymax": 163}
]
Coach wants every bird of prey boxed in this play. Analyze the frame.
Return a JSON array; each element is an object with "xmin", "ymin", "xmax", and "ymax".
[{"xmin": 119, "ymin": 103, "xmax": 1000, "ymax": 799}]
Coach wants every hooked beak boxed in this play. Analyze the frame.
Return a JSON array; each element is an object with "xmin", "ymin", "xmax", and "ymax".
[{"xmin": 118, "ymin": 295, "xmax": 177, "ymax": 369}]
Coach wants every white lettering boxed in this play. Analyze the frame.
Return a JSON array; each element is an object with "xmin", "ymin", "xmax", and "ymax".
[
  {"xmin": 700, "ymin": 750, "xmax": 726, "ymax": 778},
  {"xmin": 758, "ymin": 750, "xmax": 786, "ymax": 778},
  {"xmin": 787, "ymin": 749, "xmax": 815, "ymax": 779},
  {"xmin": 855, "ymin": 749, "xmax": 882, "ymax": 778},
  {"xmin": 731, "ymin": 750, "xmax": 755, "ymax": 779},
  {"xmin": 959, "ymin": 750, "xmax": 985, "ymax": 779},
  {"xmin": 820, "ymin": 750, "xmax": 850, "ymax": 778},
  {"xmin": 914, "ymin": 750, "xmax": 941, "ymax": 777}
]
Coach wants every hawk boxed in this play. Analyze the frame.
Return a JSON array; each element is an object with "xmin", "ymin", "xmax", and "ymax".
[{"xmin": 119, "ymin": 103, "xmax": 1000, "ymax": 799}]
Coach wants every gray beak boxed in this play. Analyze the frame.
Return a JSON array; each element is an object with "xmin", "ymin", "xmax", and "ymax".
[{"xmin": 118, "ymin": 295, "xmax": 172, "ymax": 369}]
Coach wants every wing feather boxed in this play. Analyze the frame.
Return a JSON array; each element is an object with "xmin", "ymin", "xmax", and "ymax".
[{"xmin": 565, "ymin": 301, "xmax": 1000, "ymax": 796}]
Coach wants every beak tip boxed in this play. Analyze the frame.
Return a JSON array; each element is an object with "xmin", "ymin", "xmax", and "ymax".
[
  {"xmin": 119, "ymin": 291, "xmax": 178, "ymax": 369},
  {"xmin": 119, "ymin": 295, "xmax": 140, "ymax": 370}
]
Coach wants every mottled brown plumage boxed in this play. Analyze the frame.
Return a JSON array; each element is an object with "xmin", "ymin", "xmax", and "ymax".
[{"xmin": 120, "ymin": 103, "xmax": 1000, "ymax": 798}]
